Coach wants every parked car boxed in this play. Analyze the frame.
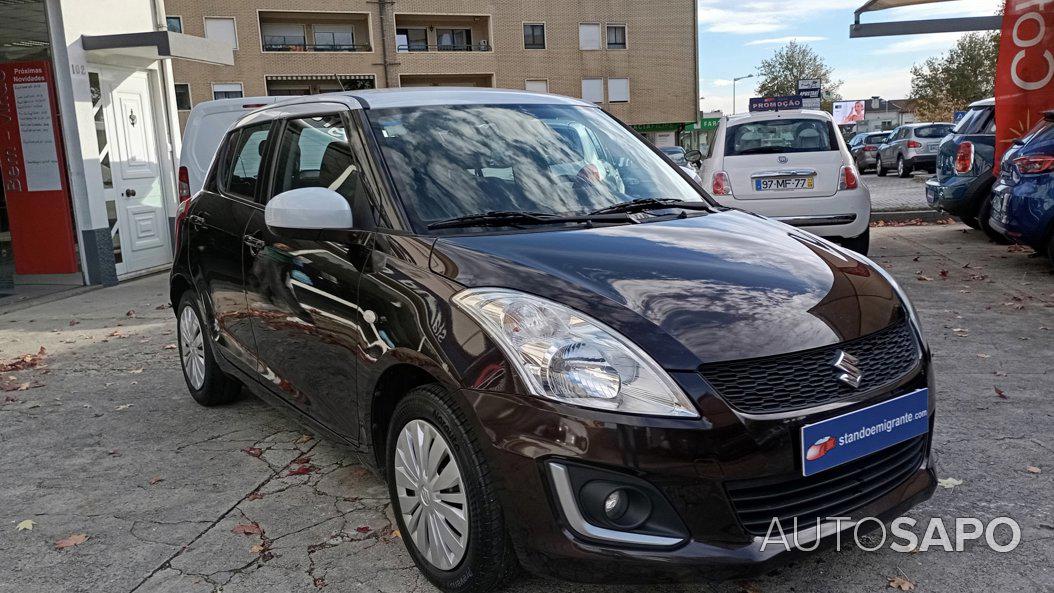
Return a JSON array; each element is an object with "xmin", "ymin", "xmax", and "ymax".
[
  {"xmin": 659, "ymin": 145, "xmax": 689, "ymax": 166},
  {"xmin": 989, "ymin": 110, "xmax": 1054, "ymax": 265},
  {"xmin": 697, "ymin": 109, "xmax": 872, "ymax": 254},
  {"xmin": 178, "ymin": 95, "xmax": 281, "ymax": 199},
  {"xmin": 848, "ymin": 131, "xmax": 891, "ymax": 172},
  {"xmin": 924, "ymin": 98, "xmax": 1004, "ymax": 240},
  {"xmin": 171, "ymin": 88, "xmax": 934, "ymax": 592},
  {"xmin": 876, "ymin": 122, "xmax": 953, "ymax": 178}
]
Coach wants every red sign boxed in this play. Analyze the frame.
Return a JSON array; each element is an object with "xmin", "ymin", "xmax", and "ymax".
[{"xmin": 995, "ymin": 0, "xmax": 1054, "ymax": 165}]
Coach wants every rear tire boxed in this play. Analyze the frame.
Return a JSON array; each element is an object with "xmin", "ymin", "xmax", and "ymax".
[
  {"xmin": 839, "ymin": 227, "xmax": 870, "ymax": 255},
  {"xmin": 896, "ymin": 156, "xmax": 911, "ymax": 178},
  {"xmin": 176, "ymin": 291, "xmax": 241, "ymax": 406},
  {"xmin": 876, "ymin": 159, "xmax": 887, "ymax": 177},
  {"xmin": 386, "ymin": 385, "xmax": 518, "ymax": 593}
]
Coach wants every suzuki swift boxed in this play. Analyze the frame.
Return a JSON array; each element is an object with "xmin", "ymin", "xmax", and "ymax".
[{"xmin": 170, "ymin": 88, "xmax": 936, "ymax": 592}]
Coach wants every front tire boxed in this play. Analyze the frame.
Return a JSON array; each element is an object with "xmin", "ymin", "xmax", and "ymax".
[
  {"xmin": 176, "ymin": 291, "xmax": 241, "ymax": 406},
  {"xmin": 387, "ymin": 385, "xmax": 517, "ymax": 593},
  {"xmin": 897, "ymin": 156, "xmax": 911, "ymax": 178}
]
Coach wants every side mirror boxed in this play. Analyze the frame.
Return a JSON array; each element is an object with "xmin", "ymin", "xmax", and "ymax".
[
  {"xmin": 684, "ymin": 149, "xmax": 703, "ymax": 164},
  {"xmin": 265, "ymin": 187, "xmax": 353, "ymax": 241}
]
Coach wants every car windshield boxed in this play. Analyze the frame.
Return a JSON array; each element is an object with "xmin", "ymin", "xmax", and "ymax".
[
  {"xmin": 915, "ymin": 125, "xmax": 952, "ymax": 139},
  {"xmin": 367, "ymin": 104, "xmax": 708, "ymax": 231},
  {"xmin": 725, "ymin": 118, "xmax": 836, "ymax": 156}
]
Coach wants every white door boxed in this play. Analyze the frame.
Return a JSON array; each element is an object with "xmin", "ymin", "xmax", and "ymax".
[{"xmin": 102, "ymin": 70, "xmax": 171, "ymax": 276}]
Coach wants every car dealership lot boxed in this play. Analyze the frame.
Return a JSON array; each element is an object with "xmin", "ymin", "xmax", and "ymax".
[{"xmin": 0, "ymin": 224, "xmax": 1050, "ymax": 593}]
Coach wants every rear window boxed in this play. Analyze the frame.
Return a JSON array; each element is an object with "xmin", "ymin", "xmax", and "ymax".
[
  {"xmin": 914, "ymin": 125, "xmax": 953, "ymax": 139},
  {"xmin": 866, "ymin": 133, "xmax": 889, "ymax": 145},
  {"xmin": 952, "ymin": 107, "xmax": 992, "ymax": 134},
  {"xmin": 725, "ymin": 118, "xmax": 836, "ymax": 156}
]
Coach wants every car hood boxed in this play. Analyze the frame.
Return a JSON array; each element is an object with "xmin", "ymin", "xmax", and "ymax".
[{"xmin": 428, "ymin": 210, "xmax": 904, "ymax": 369}]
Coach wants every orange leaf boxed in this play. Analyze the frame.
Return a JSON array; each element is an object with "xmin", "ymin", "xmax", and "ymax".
[
  {"xmin": 887, "ymin": 575, "xmax": 915, "ymax": 591},
  {"xmin": 54, "ymin": 533, "xmax": 88, "ymax": 550},
  {"xmin": 231, "ymin": 523, "xmax": 263, "ymax": 536}
]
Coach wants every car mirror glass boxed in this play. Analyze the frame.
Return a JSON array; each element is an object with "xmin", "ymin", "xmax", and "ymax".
[{"xmin": 684, "ymin": 149, "xmax": 703, "ymax": 164}]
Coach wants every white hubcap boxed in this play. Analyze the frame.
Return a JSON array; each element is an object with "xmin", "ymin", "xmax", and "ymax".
[
  {"xmin": 179, "ymin": 305, "xmax": 207, "ymax": 390},
  {"xmin": 394, "ymin": 419, "xmax": 468, "ymax": 571}
]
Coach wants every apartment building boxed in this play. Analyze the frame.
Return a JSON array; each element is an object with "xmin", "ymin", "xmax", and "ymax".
[{"xmin": 165, "ymin": 0, "xmax": 698, "ymax": 145}]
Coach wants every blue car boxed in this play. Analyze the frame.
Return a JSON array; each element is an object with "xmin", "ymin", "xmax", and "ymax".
[
  {"xmin": 926, "ymin": 98, "xmax": 1005, "ymax": 242},
  {"xmin": 989, "ymin": 111, "xmax": 1054, "ymax": 266}
]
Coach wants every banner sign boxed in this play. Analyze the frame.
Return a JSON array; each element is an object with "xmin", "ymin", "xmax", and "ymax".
[
  {"xmin": 995, "ymin": 0, "xmax": 1054, "ymax": 165},
  {"xmin": 0, "ymin": 61, "xmax": 78, "ymax": 274},
  {"xmin": 749, "ymin": 95, "xmax": 803, "ymax": 112},
  {"xmin": 797, "ymin": 78, "xmax": 821, "ymax": 98},
  {"xmin": 833, "ymin": 100, "xmax": 866, "ymax": 125}
]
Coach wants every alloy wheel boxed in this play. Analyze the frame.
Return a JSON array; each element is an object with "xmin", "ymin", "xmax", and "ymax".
[
  {"xmin": 394, "ymin": 419, "xmax": 469, "ymax": 571},
  {"xmin": 179, "ymin": 305, "xmax": 206, "ymax": 390}
]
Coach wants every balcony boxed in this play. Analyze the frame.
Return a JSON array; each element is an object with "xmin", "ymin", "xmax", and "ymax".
[
  {"xmin": 394, "ymin": 14, "xmax": 491, "ymax": 52},
  {"xmin": 259, "ymin": 11, "xmax": 371, "ymax": 53}
]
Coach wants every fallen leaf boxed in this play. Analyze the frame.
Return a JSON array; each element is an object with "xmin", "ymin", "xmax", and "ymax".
[
  {"xmin": 16, "ymin": 519, "xmax": 36, "ymax": 531},
  {"xmin": 390, "ymin": 529, "xmax": 400, "ymax": 538},
  {"xmin": 162, "ymin": 344, "xmax": 177, "ymax": 350},
  {"xmin": 994, "ymin": 370, "xmax": 1008, "ymax": 377},
  {"xmin": 938, "ymin": 269, "xmax": 948, "ymax": 278},
  {"xmin": 355, "ymin": 525, "xmax": 371, "ymax": 533},
  {"xmin": 149, "ymin": 476, "xmax": 164, "ymax": 485},
  {"xmin": 313, "ymin": 577, "xmax": 327, "ymax": 589},
  {"xmin": 1027, "ymin": 466, "xmax": 1042, "ymax": 474},
  {"xmin": 349, "ymin": 466, "xmax": 370, "ymax": 478},
  {"xmin": 115, "ymin": 404, "xmax": 132, "ymax": 411},
  {"xmin": 294, "ymin": 434, "xmax": 313, "ymax": 445},
  {"xmin": 0, "ymin": 347, "xmax": 47, "ymax": 373},
  {"xmin": 108, "ymin": 449, "xmax": 121, "ymax": 457},
  {"xmin": 247, "ymin": 491, "xmax": 264, "ymax": 501},
  {"xmin": 232, "ymin": 523, "xmax": 263, "ymax": 536},
  {"xmin": 938, "ymin": 477, "xmax": 963, "ymax": 489},
  {"xmin": 976, "ymin": 353, "xmax": 990, "ymax": 359},
  {"xmin": 128, "ymin": 368, "xmax": 144, "ymax": 374},
  {"xmin": 292, "ymin": 455, "xmax": 312, "ymax": 465},
  {"xmin": 155, "ymin": 303, "xmax": 171, "ymax": 310},
  {"xmin": 250, "ymin": 542, "xmax": 270, "ymax": 554},
  {"xmin": 736, "ymin": 581, "xmax": 762, "ymax": 593},
  {"xmin": 916, "ymin": 275, "xmax": 931, "ymax": 282},
  {"xmin": 287, "ymin": 465, "xmax": 317, "ymax": 476},
  {"xmin": 125, "ymin": 309, "xmax": 137, "ymax": 318},
  {"xmin": 994, "ymin": 386, "xmax": 1009, "ymax": 400},
  {"xmin": 888, "ymin": 575, "xmax": 915, "ymax": 591},
  {"xmin": 69, "ymin": 319, "xmax": 79, "ymax": 326},
  {"xmin": 54, "ymin": 533, "xmax": 88, "ymax": 550},
  {"xmin": 242, "ymin": 447, "xmax": 263, "ymax": 458}
]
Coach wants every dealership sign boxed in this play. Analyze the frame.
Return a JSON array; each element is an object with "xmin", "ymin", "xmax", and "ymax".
[
  {"xmin": 749, "ymin": 95, "xmax": 803, "ymax": 112},
  {"xmin": 798, "ymin": 79, "xmax": 822, "ymax": 109},
  {"xmin": 995, "ymin": 0, "xmax": 1054, "ymax": 164}
]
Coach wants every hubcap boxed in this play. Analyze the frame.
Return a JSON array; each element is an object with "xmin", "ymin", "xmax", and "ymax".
[
  {"xmin": 394, "ymin": 419, "xmax": 468, "ymax": 571},
  {"xmin": 179, "ymin": 305, "xmax": 207, "ymax": 390}
]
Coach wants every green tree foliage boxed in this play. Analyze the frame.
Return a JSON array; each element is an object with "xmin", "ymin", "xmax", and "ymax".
[
  {"xmin": 754, "ymin": 41, "xmax": 843, "ymax": 110},
  {"xmin": 909, "ymin": 32, "xmax": 999, "ymax": 121}
]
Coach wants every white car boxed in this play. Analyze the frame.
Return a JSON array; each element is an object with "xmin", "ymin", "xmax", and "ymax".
[{"xmin": 695, "ymin": 109, "xmax": 871, "ymax": 253}]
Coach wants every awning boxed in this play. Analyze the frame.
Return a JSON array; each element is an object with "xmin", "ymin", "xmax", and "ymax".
[
  {"xmin": 81, "ymin": 31, "xmax": 233, "ymax": 66},
  {"xmin": 850, "ymin": 0, "xmax": 1001, "ymax": 38},
  {"xmin": 266, "ymin": 74, "xmax": 375, "ymax": 81}
]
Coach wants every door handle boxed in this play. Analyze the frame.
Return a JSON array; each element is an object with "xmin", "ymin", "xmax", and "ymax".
[
  {"xmin": 123, "ymin": 188, "xmax": 136, "ymax": 198},
  {"xmin": 243, "ymin": 235, "xmax": 265, "ymax": 255}
]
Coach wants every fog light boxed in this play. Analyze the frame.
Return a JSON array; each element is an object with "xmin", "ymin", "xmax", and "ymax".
[{"xmin": 604, "ymin": 489, "xmax": 629, "ymax": 521}]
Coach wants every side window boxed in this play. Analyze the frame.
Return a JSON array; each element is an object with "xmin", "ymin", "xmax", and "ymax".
[
  {"xmin": 271, "ymin": 114, "xmax": 380, "ymax": 220},
  {"xmin": 221, "ymin": 123, "xmax": 271, "ymax": 199},
  {"xmin": 210, "ymin": 130, "xmax": 239, "ymax": 192}
]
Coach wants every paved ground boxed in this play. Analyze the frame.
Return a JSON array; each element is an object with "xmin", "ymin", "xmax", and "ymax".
[
  {"xmin": 864, "ymin": 172, "xmax": 932, "ymax": 212},
  {"xmin": 0, "ymin": 224, "xmax": 1051, "ymax": 593}
]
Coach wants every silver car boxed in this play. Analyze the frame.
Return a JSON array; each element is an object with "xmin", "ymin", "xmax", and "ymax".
[{"xmin": 877, "ymin": 122, "xmax": 954, "ymax": 178}]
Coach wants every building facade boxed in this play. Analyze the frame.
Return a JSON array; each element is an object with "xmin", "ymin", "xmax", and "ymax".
[
  {"xmin": 165, "ymin": 0, "xmax": 699, "ymax": 145},
  {"xmin": 856, "ymin": 97, "xmax": 917, "ymax": 132},
  {"xmin": 0, "ymin": 0, "xmax": 229, "ymax": 295}
]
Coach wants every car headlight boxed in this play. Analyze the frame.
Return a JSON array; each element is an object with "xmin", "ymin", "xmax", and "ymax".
[{"xmin": 453, "ymin": 288, "xmax": 699, "ymax": 418}]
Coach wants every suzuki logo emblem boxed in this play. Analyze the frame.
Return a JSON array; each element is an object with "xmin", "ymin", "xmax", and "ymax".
[{"xmin": 832, "ymin": 350, "xmax": 863, "ymax": 388}]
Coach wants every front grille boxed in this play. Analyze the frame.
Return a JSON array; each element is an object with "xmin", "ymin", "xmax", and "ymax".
[
  {"xmin": 726, "ymin": 436, "xmax": 927, "ymax": 536},
  {"xmin": 699, "ymin": 319, "xmax": 920, "ymax": 415}
]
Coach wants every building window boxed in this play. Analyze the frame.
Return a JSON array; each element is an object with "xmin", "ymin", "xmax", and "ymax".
[
  {"xmin": 313, "ymin": 24, "xmax": 355, "ymax": 50},
  {"xmin": 204, "ymin": 17, "xmax": 238, "ymax": 49},
  {"xmin": 523, "ymin": 23, "xmax": 545, "ymax": 49},
  {"xmin": 608, "ymin": 78, "xmax": 629, "ymax": 103},
  {"xmin": 212, "ymin": 83, "xmax": 243, "ymax": 100},
  {"xmin": 579, "ymin": 23, "xmax": 601, "ymax": 50},
  {"xmin": 606, "ymin": 24, "xmax": 627, "ymax": 49},
  {"xmin": 166, "ymin": 16, "xmax": 183, "ymax": 33},
  {"xmin": 581, "ymin": 78, "xmax": 603, "ymax": 103},
  {"xmin": 396, "ymin": 28, "xmax": 428, "ymax": 52},
  {"xmin": 436, "ymin": 28, "xmax": 471, "ymax": 51},
  {"xmin": 525, "ymin": 79, "xmax": 548, "ymax": 93},
  {"xmin": 261, "ymin": 23, "xmax": 306, "ymax": 50},
  {"xmin": 174, "ymin": 84, "xmax": 192, "ymax": 110}
]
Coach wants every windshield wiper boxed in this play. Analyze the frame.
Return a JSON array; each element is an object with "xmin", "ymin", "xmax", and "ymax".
[
  {"xmin": 590, "ymin": 198, "xmax": 712, "ymax": 216},
  {"xmin": 427, "ymin": 210, "xmax": 580, "ymax": 230}
]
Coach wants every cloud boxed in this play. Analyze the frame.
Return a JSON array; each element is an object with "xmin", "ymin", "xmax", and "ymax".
[
  {"xmin": 745, "ymin": 35, "xmax": 827, "ymax": 46},
  {"xmin": 710, "ymin": 79, "xmax": 734, "ymax": 87},
  {"xmin": 698, "ymin": 0, "xmax": 860, "ymax": 35},
  {"xmin": 871, "ymin": 32, "xmax": 964, "ymax": 55},
  {"xmin": 837, "ymin": 67, "xmax": 914, "ymax": 101}
]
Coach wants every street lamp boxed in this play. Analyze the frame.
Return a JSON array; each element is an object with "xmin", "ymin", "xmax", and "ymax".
[{"xmin": 732, "ymin": 74, "xmax": 755, "ymax": 115}]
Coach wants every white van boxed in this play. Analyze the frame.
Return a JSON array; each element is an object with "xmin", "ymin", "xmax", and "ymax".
[{"xmin": 178, "ymin": 96, "xmax": 281, "ymax": 200}]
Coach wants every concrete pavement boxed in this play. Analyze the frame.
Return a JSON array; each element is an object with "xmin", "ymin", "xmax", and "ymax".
[{"xmin": 0, "ymin": 223, "xmax": 1051, "ymax": 593}]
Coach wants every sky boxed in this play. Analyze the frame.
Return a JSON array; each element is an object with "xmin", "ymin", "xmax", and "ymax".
[{"xmin": 697, "ymin": 0, "xmax": 1004, "ymax": 115}]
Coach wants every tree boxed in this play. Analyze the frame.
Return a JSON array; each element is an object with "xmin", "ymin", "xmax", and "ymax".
[
  {"xmin": 909, "ymin": 32, "xmax": 999, "ymax": 121},
  {"xmin": 754, "ymin": 41, "xmax": 843, "ymax": 110}
]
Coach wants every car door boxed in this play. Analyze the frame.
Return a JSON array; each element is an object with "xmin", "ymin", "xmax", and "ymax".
[
  {"xmin": 188, "ymin": 122, "xmax": 273, "ymax": 372},
  {"xmin": 880, "ymin": 127, "xmax": 900, "ymax": 166},
  {"xmin": 243, "ymin": 110, "xmax": 377, "ymax": 439}
]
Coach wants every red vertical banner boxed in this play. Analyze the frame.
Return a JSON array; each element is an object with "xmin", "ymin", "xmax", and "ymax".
[
  {"xmin": 0, "ymin": 60, "xmax": 78, "ymax": 275},
  {"xmin": 995, "ymin": 0, "xmax": 1054, "ymax": 165}
]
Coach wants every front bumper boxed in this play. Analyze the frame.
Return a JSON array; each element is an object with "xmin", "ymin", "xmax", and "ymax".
[{"xmin": 460, "ymin": 351, "xmax": 936, "ymax": 582}]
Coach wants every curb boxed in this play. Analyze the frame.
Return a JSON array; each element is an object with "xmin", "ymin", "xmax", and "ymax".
[{"xmin": 870, "ymin": 209, "xmax": 953, "ymax": 224}]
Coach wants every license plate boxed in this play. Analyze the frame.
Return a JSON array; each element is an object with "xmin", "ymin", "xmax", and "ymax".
[
  {"xmin": 926, "ymin": 144, "xmax": 938, "ymax": 152},
  {"xmin": 801, "ymin": 388, "xmax": 929, "ymax": 477},
  {"xmin": 754, "ymin": 177, "xmax": 814, "ymax": 191}
]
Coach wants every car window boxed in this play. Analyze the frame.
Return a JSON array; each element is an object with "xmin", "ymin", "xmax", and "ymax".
[
  {"xmin": 724, "ymin": 118, "xmax": 836, "ymax": 156},
  {"xmin": 914, "ymin": 125, "xmax": 952, "ymax": 139},
  {"xmin": 221, "ymin": 123, "xmax": 271, "ymax": 199},
  {"xmin": 952, "ymin": 107, "xmax": 992, "ymax": 135},
  {"xmin": 271, "ymin": 114, "xmax": 379, "ymax": 216},
  {"xmin": 366, "ymin": 103, "xmax": 707, "ymax": 231},
  {"xmin": 888, "ymin": 127, "xmax": 902, "ymax": 141},
  {"xmin": 848, "ymin": 134, "xmax": 863, "ymax": 147},
  {"xmin": 866, "ymin": 133, "xmax": 889, "ymax": 145}
]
